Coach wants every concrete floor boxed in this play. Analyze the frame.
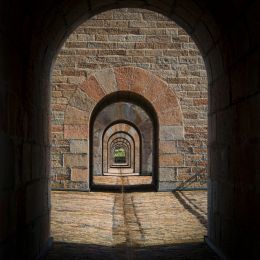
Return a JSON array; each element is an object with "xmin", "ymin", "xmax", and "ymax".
[{"xmin": 46, "ymin": 180, "xmax": 218, "ymax": 259}]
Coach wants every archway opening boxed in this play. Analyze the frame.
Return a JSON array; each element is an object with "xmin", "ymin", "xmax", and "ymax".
[
  {"xmin": 49, "ymin": 6, "xmax": 210, "ymax": 259},
  {"xmin": 113, "ymin": 147, "xmax": 127, "ymax": 164},
  {"xmin": 104, "ymin": 126, "xmax": 140, "ymax": 175},
  {"xmin": 89, "ymin": 92, "xmax": 158, "ymax": 190}
]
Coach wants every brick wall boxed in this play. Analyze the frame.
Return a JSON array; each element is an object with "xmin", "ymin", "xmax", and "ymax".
[{"xmin": 51, "ymin": 8, "xmax": 208, "ymax": 190}]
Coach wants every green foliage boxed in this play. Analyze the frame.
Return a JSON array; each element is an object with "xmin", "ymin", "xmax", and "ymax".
[{"xmin": 114, "ymin": 148, "xmax": 126, "ymax": 158}]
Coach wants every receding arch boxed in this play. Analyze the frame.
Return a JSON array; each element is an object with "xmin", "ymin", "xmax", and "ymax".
[
  {"xmin": 107, "ymin": 133, "xmax": 135, "ymax": 172},
  {"xmin": 89, "ymin": 91, "xmax": 159, "ymax": 190},
  {"xmin": 110, "ymin": 140, "xmax": 130, "ymax": 166},
  {"xmin": 103, "ymin": 123, "xmax": 141, "ymax": 174},
  {"xmin": 108, "ymin": 136, "xmax": 133, "ymax": 173},
  {"xmin": 4, "ymin": 0, "xmax": 259, "ymax": 258}
]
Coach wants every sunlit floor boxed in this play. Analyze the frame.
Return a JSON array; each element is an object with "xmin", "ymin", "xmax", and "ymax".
[
  {"xmin": 46, "ymin": 182, "xmax": 218, "ymax": 259},
  {"xmin": 93, "ymin": 175, "xmax": 152, "ymax": 186}
]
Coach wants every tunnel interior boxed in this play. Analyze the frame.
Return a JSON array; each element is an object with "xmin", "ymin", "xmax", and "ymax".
[
  {"xmin": 90, "ymin": 94, "xmax": 158, "ymax": 190},
  {"xmin": 0, "ymin": 1, "xmax": 259, "ymax": 260}
]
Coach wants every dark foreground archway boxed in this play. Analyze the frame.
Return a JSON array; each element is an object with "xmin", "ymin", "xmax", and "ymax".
[{"xmin": 1, "ymin": 1, "xmax": 259, "ymax": 260}]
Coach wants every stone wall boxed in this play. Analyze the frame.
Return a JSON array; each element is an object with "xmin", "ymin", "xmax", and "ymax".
[{"xmin": 51, "ymin": 8, "xmax": 208, "ymax": 190}]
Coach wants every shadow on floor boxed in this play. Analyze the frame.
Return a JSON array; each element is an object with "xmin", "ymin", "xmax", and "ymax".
[
  {"xmin": 173, "ymin": 191, "xmax": 208, "ymax": 229},
  {"xmin": 45, "ymin": 241, "xmax": 219, "ymax": 260}
]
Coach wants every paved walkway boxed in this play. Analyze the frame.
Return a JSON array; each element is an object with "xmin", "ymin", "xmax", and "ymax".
[
  {"xmin": 46, "ymin": 187, "xmax": 218, "ymax": 259},
  {"xmin": 93, "ymin": 175, "xmax": 152, "ymax": 186}
]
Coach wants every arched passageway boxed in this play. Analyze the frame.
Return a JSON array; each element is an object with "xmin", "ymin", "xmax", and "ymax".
[
  {"xmin": 103, "ymin": 123, "xmax": 141, "ymax": 175},
  {"xmin": 48, "ymin": 7, "xmax": 210, "ymax": 258},
  {"xmin": 106, "ymin": 132, "xmax": 136, "ymax": 173},
  {"xmin": 90, "ymin": 93, "xmax": 158, "ymax": 190},
  {"xmin": 0, "ymin": 1, "xmax": 259, "ymax": 260}
]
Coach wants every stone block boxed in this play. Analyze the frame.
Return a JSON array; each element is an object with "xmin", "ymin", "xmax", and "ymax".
[
  {"xmin": 158, "ymin": 181, "xmax": 178, "ymax": 191},
  {"xmin": 64, "ymin": 154, "xmax": 88, "ymax": 167},
  {"xmin": 64, "ymin": 125, "xmax": 88, "ymax": 139},
  {"xmin": 194, "ymin": 98, "xmax": 208, "ymax": 106},
  {"xmin": 113, "ymin": 67, "xmax": 133, "ymax": 91},
  {"xmin": 160, "ymin": 126, "xmax": 184, "ymax": 140},
  {"xmin": 51, "ymin": 167, "xmax": 69, "ymax": 177},
  {"xmin": 69, "ymin": 88, "xmax": 96, "ymax": 111},
  {"xmin": 159, "ymin": 167, "xmax": 178, "ymax": 181},
  {"xmin": 94, "ymin": 68, "xmax": 117, "ymax": 94},
  {"xmin": 71, "ymin": 168, "xmax": 88, "ymax": 182},
  {"xmin": 159, "ymin": 141, "xmax": 177, "ymax": 154},
  {"xmin": 80, "ymin": 75, "xmax": 105, "ymax": 101},
  {"xmin": 160, "ymin": 154, "xmax": 184, "ymax": 167},
  {"xmin": 64, "ymin": 106, "xmax": 89, "ymax": 124},
  {"xmin": 159, "ymin": 110, "xmax": 183, "ymax": 125},
  {"xmin": 51, "ymin": 125, "xmax": 63, "ymax": 133},
  {"xmin": 70, "ymin": 140, "xmax": 88, "ymax": 153}
]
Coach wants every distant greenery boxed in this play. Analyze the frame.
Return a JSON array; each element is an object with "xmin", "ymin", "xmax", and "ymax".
[{"xmin": 114, "ymin": 148, "xmax": 126, "ymax": 158}]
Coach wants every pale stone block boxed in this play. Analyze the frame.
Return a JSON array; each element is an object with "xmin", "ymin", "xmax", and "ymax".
[
  {"xmin": 159, "ymin": 167, "xmax": 178, "ymax": 181},
  {"xmin": 64, "ymin": 154, "xmax": 88, "ymax": 167},
  {"xmin": 94, "ymin": 68, "xmax": 118, "ymax": 94},
  {"xmin": 69, "ymin": 88, "xmax": 95, "ymax": 111},
  {"xmin": 160, "ymin": 126, "xmax": 184, "ymax": 140},
  {"xmin": 70, "ymin": 140, "xmax": 88, "ymax": 153},
  {"xmin": 71, "ymin": 168, "xmax": 88, "ymax": 182}
]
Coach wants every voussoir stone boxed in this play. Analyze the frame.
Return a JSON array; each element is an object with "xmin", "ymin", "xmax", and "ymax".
[
  {"xmin": 80, "ymin": 75, "xmax": 105, "ymax": 101},
  {"xmin": 69, "ymin": 88, "xmax": 96, "ymax": 111},
  {"xmin": 94, "ymin": 68, "xmax": 118, "ymax": 94}
]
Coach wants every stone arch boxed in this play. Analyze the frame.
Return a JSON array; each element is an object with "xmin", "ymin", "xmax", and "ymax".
[
  {"xmin": 107, "ymin": 134, "xmax": 134, "ymax": 173},
  {"xmin": 63, "ymin": 66, "xmax": 185, "ymax": 145},
  {"xmin": 109, "ymin": 137, "xmax": 131, "ymax": 168},
  {"xmin": 108, "ymin": 135, "xmax": 133, "ymax": 173},
  {"xmin": 78, "ymin": 66, "xmax": 184, "ymax": 129},
  {"xmin": 90, "ymin": 97, "xmax": 157, "ymax": 189},
  {"xmin": 63, "ymin": 67, "xmax": 185, "ymax": 189},
  {"xmin": 103, "ymin": 123, "xmax": 141, "ymax": 174},
  {"xmin": 2, "ymin": 0, "xmax": 258, "ymax": 259}
]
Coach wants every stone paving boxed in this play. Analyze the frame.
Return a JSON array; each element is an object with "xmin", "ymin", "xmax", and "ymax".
[
  {"xmin": 93, "ymin": 175, "xmax": 152, "ymax": 186},
  {"xmin": 46, "ymin": 181, "xmax": 218, "ymax": 259}
]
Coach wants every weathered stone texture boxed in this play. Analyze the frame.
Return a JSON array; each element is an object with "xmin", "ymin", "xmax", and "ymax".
[
  {"xmin": 64, "ymin": 154, "xmax": 88, "ymax": 168},
  {"xmin": 71, "ymin": 168, "xmax": 88, "ymax": 181},
  {"xmin": 51, "ymin": 8, "xmax": 208, "ymax": 190},
  {"xmin": 70, "ymin": 140, "xmax": 88, "ymax": 153}
]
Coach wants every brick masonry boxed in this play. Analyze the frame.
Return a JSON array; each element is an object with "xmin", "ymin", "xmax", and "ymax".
[{"xmin": 51, "ymin": 8, "xmax": 208, "ymax": 190}]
